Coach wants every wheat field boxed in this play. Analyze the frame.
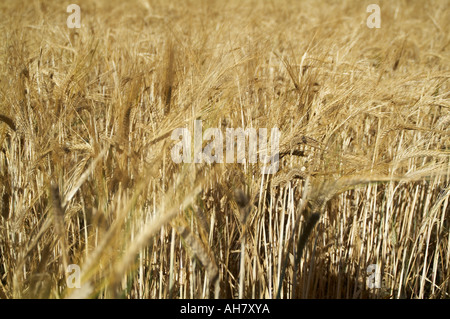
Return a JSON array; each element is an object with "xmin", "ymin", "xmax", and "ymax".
[{"xmin": 0, "ymin": 0, "xmax": 449, "ymax": 299}]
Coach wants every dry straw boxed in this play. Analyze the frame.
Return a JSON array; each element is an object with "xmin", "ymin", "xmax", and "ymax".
[{"xmin": 0, "ymin": 0, "xmax": 448, "ymax": 299}]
